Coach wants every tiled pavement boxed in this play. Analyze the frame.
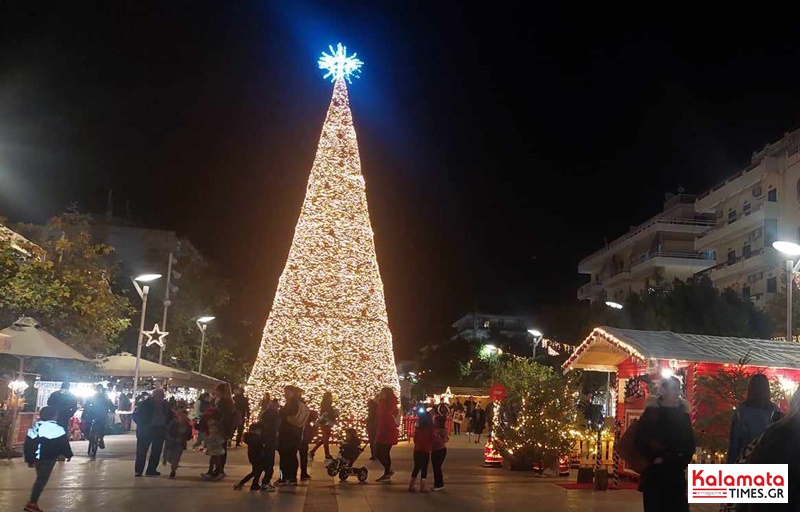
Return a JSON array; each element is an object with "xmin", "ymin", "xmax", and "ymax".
[{"xmin": 0, "ymin": 433, "xmax": 716, "ymax": 512}]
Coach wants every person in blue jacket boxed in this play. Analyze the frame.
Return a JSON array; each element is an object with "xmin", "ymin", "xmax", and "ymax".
[
  {"xmin": 23, "ymin": 406, "xmax": 73, "ymax": 512},
  {"xmin": 727, "ymin": 373, "xmax": 782, "ymax": 464}
]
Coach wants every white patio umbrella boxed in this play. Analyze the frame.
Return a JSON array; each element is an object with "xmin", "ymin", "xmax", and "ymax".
[
  {"xmin": 0, "ymin": 317, "xmax": 90, "ymax": 375},
  {"xmin": 96, "ymin": 353, "xmax": 192, "ymax": 380}
]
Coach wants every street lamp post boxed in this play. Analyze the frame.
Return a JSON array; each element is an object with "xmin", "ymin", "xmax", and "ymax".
[
  {"xmin": 772, "ymin": 241, "xmax": 800, "ymax": 342},
  {"xmin": 131, "ymin": 274, "xmax": 161, "ymax": 407},
  {"xmin": 527, "ymin": 329, "xmax": 543, "ymax": 358},
  {"xmin": 196, "ymin": 316, "xmax": 215, "ymax": 374}
]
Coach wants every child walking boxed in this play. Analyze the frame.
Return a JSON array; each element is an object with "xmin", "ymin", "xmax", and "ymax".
[
  {"xmin": 23, "ymin": 406, "xmax": 73, "ymax": 512},
  {"xmin": 164, "ymin": 404, "xmax": 193, "ymax": 478},
  {"xmin": 431, "ymin": 415, "xmax": 449, "ymax": 491},
  {"xmin": 234, "ymin": 422, "xmax": 265, "ymax": 490},
  {"xmin": 202, "ymin": 422, "xmax": 227, "ymax": 479},
  {"xmin": 409, "ymin": 411, "xmax": 434, "ymax": 493}
]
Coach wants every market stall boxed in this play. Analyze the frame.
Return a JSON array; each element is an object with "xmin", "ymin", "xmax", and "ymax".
[
  {"xmin": 0, "ymin": 317, "xmax": 91, "ymax": 448},
  {"xmin": 563, "ymin": 326, "xmax": 800, "ymax": 484}
]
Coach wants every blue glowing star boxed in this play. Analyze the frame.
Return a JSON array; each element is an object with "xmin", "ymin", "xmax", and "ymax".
[{"xmin": 318, "ymin": 43, "xmax": 363, "ymax": 83}]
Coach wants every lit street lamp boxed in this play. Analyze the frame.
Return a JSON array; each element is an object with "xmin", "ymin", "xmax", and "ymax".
[
  {"xmin": 772, "ymin": 241, "xmax": 800, "ymax": 341},
  {"xmin": 527, "ymin": 329, "xmax": 543, "ymax": 358},
  {"xmin": 131, "ymin": 273, "xmax": 161, "ymax": 407},
  {"xmin": 196, "ymin": 315, "xmax": 215, "ymax": 374}
]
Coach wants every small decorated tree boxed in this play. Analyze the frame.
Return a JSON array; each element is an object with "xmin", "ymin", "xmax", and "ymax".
[{"xmin": 492, "ymin": 358, "xmax": 579, "ymax": 470}]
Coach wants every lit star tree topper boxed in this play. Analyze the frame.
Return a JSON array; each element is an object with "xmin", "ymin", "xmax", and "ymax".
[
  {"xmin": 318, "ymin": 43, "xmax": 363, "ymax": 83},
  {"xmin": 247, "ymin": 44, "xmax": 399, "ymax": 433}
]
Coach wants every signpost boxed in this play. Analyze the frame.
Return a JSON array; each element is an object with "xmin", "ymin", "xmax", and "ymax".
[{"xmin": 490, "ymin": 383, "xmax": 506, "ymax": 402}]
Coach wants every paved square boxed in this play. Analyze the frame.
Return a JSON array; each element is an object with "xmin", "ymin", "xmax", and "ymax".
[{"xmin": 0, "ymin": 433, "xmax": 715, "ymax": 512}]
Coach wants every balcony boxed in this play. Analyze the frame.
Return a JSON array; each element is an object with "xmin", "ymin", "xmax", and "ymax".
[
  {"xmin": 579, "ymin": 217, "xmax": 716, "ymax": 272},
  {"xmin": 694, "ymin": 202, "xmax": 777, "ymax": 251},
  {"xmin": 631, "ymin": 250, "xmax": 715, "ymax": 273},
  {"xmin": 577, "ymin": 282, "xmax": 604, "ymax": 301},
  {"xmin": 708, "ymin": 249, "xmax": 768, "ymax": 284}
]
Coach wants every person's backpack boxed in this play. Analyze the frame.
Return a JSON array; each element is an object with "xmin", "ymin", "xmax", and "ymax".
[{"xmin": 287, "ymin": 400, "xmax": 311, "ymax": 428}]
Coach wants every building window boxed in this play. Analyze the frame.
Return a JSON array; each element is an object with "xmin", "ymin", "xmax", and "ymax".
[
  {"xmin": 727, "ymin": 250, "xmax": 736, "ymax": 264},
  {"xmin": 728, "ymin": 210, "xmax": 737, "ymax": 224},
  {"xmin": 743, "ymin": 244, "xmax": 752, "ymax": 259},
  {"xmin": 768, "ymin": 188, "xmax": 777, "ymax": 202},
  {"xmin": 765, "ymin": 219, "xmax": 778, "ymax": 245},
  {"xmin": 743, "ymin": 202, "xmax": 751, "ymax": 215},
  {"xmin": 753, "ymin": 185, "xmax": 762, "ymax": 197},
  {"xmin": 768, "ymin": 277, "xmax": 778, "ymax": 293},
  {"xmin": 743, "ymin": 286, "xmax": 751, "ymax": 300}
]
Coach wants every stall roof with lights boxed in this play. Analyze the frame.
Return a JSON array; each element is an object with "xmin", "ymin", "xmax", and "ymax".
[{"xmin": 563, "ymin": 326, "xmax": 800, "ymax": 373}]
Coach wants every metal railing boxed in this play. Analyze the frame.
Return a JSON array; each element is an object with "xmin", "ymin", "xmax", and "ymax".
[{"xmin": 579, "ymin": 218, "xmax": 715, "ymax": 266}]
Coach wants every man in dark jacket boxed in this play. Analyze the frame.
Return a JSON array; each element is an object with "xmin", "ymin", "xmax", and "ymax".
[
  {"xmin": 47, "ymin": 382, "xmax": 77, "ymax": 434},
  {"xmin": 133, "ymin": 389, "xmax": 173, "ymax": 477},
  {"xmin": 259, "ymin": 399, "xmax": 280, "ymax": 491},
  {"xmin": 233, "ymin": 386, "xmax": 251, "ymax": 448},
  {"xmin": 276, "ymin": 386, "xmax": 303, "ymax": 485},
  {"xmin": 24, "ymin": 406, "xmax": 73, "ymax": 512}
]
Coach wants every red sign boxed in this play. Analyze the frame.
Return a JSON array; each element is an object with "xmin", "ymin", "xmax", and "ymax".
[{"xmin": 489, "ymin": 383, "xmax": 506, "ymax": 402}]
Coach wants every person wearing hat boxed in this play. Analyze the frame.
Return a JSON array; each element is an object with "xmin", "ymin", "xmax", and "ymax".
[{"xmin": 132, "ymin": 389, "xmax": 173, "ymax": 477}]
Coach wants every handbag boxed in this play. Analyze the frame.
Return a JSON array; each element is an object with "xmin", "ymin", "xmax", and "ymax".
[{"xmin": 616, "ymin": 419, "xmax": 649, "ymax": 474}]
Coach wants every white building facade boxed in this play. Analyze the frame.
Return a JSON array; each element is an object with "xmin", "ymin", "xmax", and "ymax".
[
  {"xmin": 578, "ymin": 194, "xmax": 715, "ymax": 304},
  {"xmin": 693, "ymin": 130, "xmax": 800, "ymax": 307}
]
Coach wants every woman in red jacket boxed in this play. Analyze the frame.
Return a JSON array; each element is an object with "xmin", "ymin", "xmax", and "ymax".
[{"xmin": 374, "ymin": 387, "xmax": 399, "ymax": 482}]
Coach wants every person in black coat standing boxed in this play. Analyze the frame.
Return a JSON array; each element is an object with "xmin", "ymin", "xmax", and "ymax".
[
  {"xmin": 133, "ymin": 389, "xmax": 173, "ymax": 477},
  {"xmin": 277, "ymin": 386, "xmax": 303, "ymax": 485},
  {"xmin": 47, "ymin": 382, "xmax": 77, "ymax": 435}
]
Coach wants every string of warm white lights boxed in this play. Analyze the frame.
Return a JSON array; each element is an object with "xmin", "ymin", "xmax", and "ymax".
[{"xmin": 246, "ymin": 60, "xmax": 399, "ymax": 428}]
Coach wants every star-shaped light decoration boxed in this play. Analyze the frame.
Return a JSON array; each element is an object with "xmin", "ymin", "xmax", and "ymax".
[
  {"xmin": 144, "ymin": 323, "xmax": 169, "ymax": 348},
  {"xmin": 318, "ymin": 43, "xmax": 363, "ymax": 83}
]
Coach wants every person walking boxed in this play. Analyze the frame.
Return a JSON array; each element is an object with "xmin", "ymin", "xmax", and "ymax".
[
  {"xmin": 259, "ymin": 399, "xmax": 279, "ymax": 492},
  {"xmin": 46, "ymin": 382, "xmax": 77, "ymax": 438},
  {"xmin": 451, "ymin": 398, "xmax": 464, "ymax": 435},
  {"xmin": 431, "ymin": 414, "xmax": 449, "ymax": 491},
  {"xmin": 464, "ymin": 395, "xmax": 476, "ymax": 434},
  {"xmin": 375, "ymin": 387, "xmax": 399, "ymax": 482},
  {"xmin": 163, "ymin": 403, "xmax": 192, "ymax": 478},
  {"xmin": 23, "ymin": 406, "xmax": 73, "ymax": 512},
  {"xmin": 727, "ymin": 373, "xmax": 782, "ymax": 464},
  {"xmin": 408, "ymin": 411, "xmax": 434, "ymax": 492},
  {"xmin": 202, "ymin": 422, "xmax": 227, "ymax": 479},
  {"xmin": 633, "ymin": 376, "xmax": 695, "ymax": 512},
  {"xmin": 472, "ymin": 403, "xmax": 487, "ymax": 444},
  {"xmin": 133, "ymin": 389, "xmax": 173, "ymax": 477},
  {"xmin": 309, "ymin": 391, "xmax": 337, "ymax": 460},
  {"xmin": 276, "ymin": 385, "xmax": 305, "ymax": 486},
  {"xmin": 233, "ymin": 386, "xmax": 251, "ymax": 448},
  {"xmin": 213, "ymin": 383, "xmax": 235, "ymax": 477},
  {"xmin": 234, "ymin": 422, "xmax": 265, "ymax": 490},
  {"xmin": 367, "ymin": 398, "xmax": 378, "ymax": 460}
]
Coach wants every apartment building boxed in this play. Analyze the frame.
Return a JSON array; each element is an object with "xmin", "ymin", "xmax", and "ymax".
[
  {"xmin": 578, "ymin": 194, "xmax": 715, "ymax": 304},
  {"xmin": 694, "ymin": 129, "xmax": 800, "ymax": 306}
]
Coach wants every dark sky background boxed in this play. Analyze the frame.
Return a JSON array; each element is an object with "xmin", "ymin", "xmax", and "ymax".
[{"xmin": 2, "ymin": 2, "xmax": 800, "ymax": 361}]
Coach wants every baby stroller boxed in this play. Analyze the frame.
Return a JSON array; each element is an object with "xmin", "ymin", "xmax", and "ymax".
[{"xmin": 325, "ymin": 439, "xmax": 369, "ymax": 483}]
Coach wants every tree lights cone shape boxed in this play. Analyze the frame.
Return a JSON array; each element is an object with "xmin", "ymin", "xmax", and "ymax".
[{"xmin": 247, "ymin": 75, "xmax": 400, "ymax": 427}]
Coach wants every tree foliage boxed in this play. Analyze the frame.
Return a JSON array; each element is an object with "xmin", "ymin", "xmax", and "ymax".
[
  {"xmin": 0, "ymin": 211, "xmax": 133, "ymax": 357},
  {"xmin": 491, "ymin": 358, "xmax": 579, "ymax": 469}
]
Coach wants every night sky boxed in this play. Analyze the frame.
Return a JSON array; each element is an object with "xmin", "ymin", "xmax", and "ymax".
[{"xmin": 2, "ymin": 3, "xmax": 800, "ymax": 360}]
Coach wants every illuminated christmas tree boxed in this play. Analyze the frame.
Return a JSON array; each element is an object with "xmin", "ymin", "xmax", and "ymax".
[{"xmin": 247, "ymin": 44, "xmax": 400, "ymax": 426}]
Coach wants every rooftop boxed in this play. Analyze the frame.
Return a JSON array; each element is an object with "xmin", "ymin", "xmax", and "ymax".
[{"xmin": 563, "ymin": 326, "xmax": 800, "ymax": 372}]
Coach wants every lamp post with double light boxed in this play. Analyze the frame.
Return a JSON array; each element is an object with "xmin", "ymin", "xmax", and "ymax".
[
  {"xmin": 772, "ymin": 241, "xmax": 800, "ymax": 342},
  {"xmin": 131, "ymin": 273, "xmax": 161, "ymax": 406},
  {"xmin": 196, "ymin": 316, "xmax": 215, "ymax": 374}
]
